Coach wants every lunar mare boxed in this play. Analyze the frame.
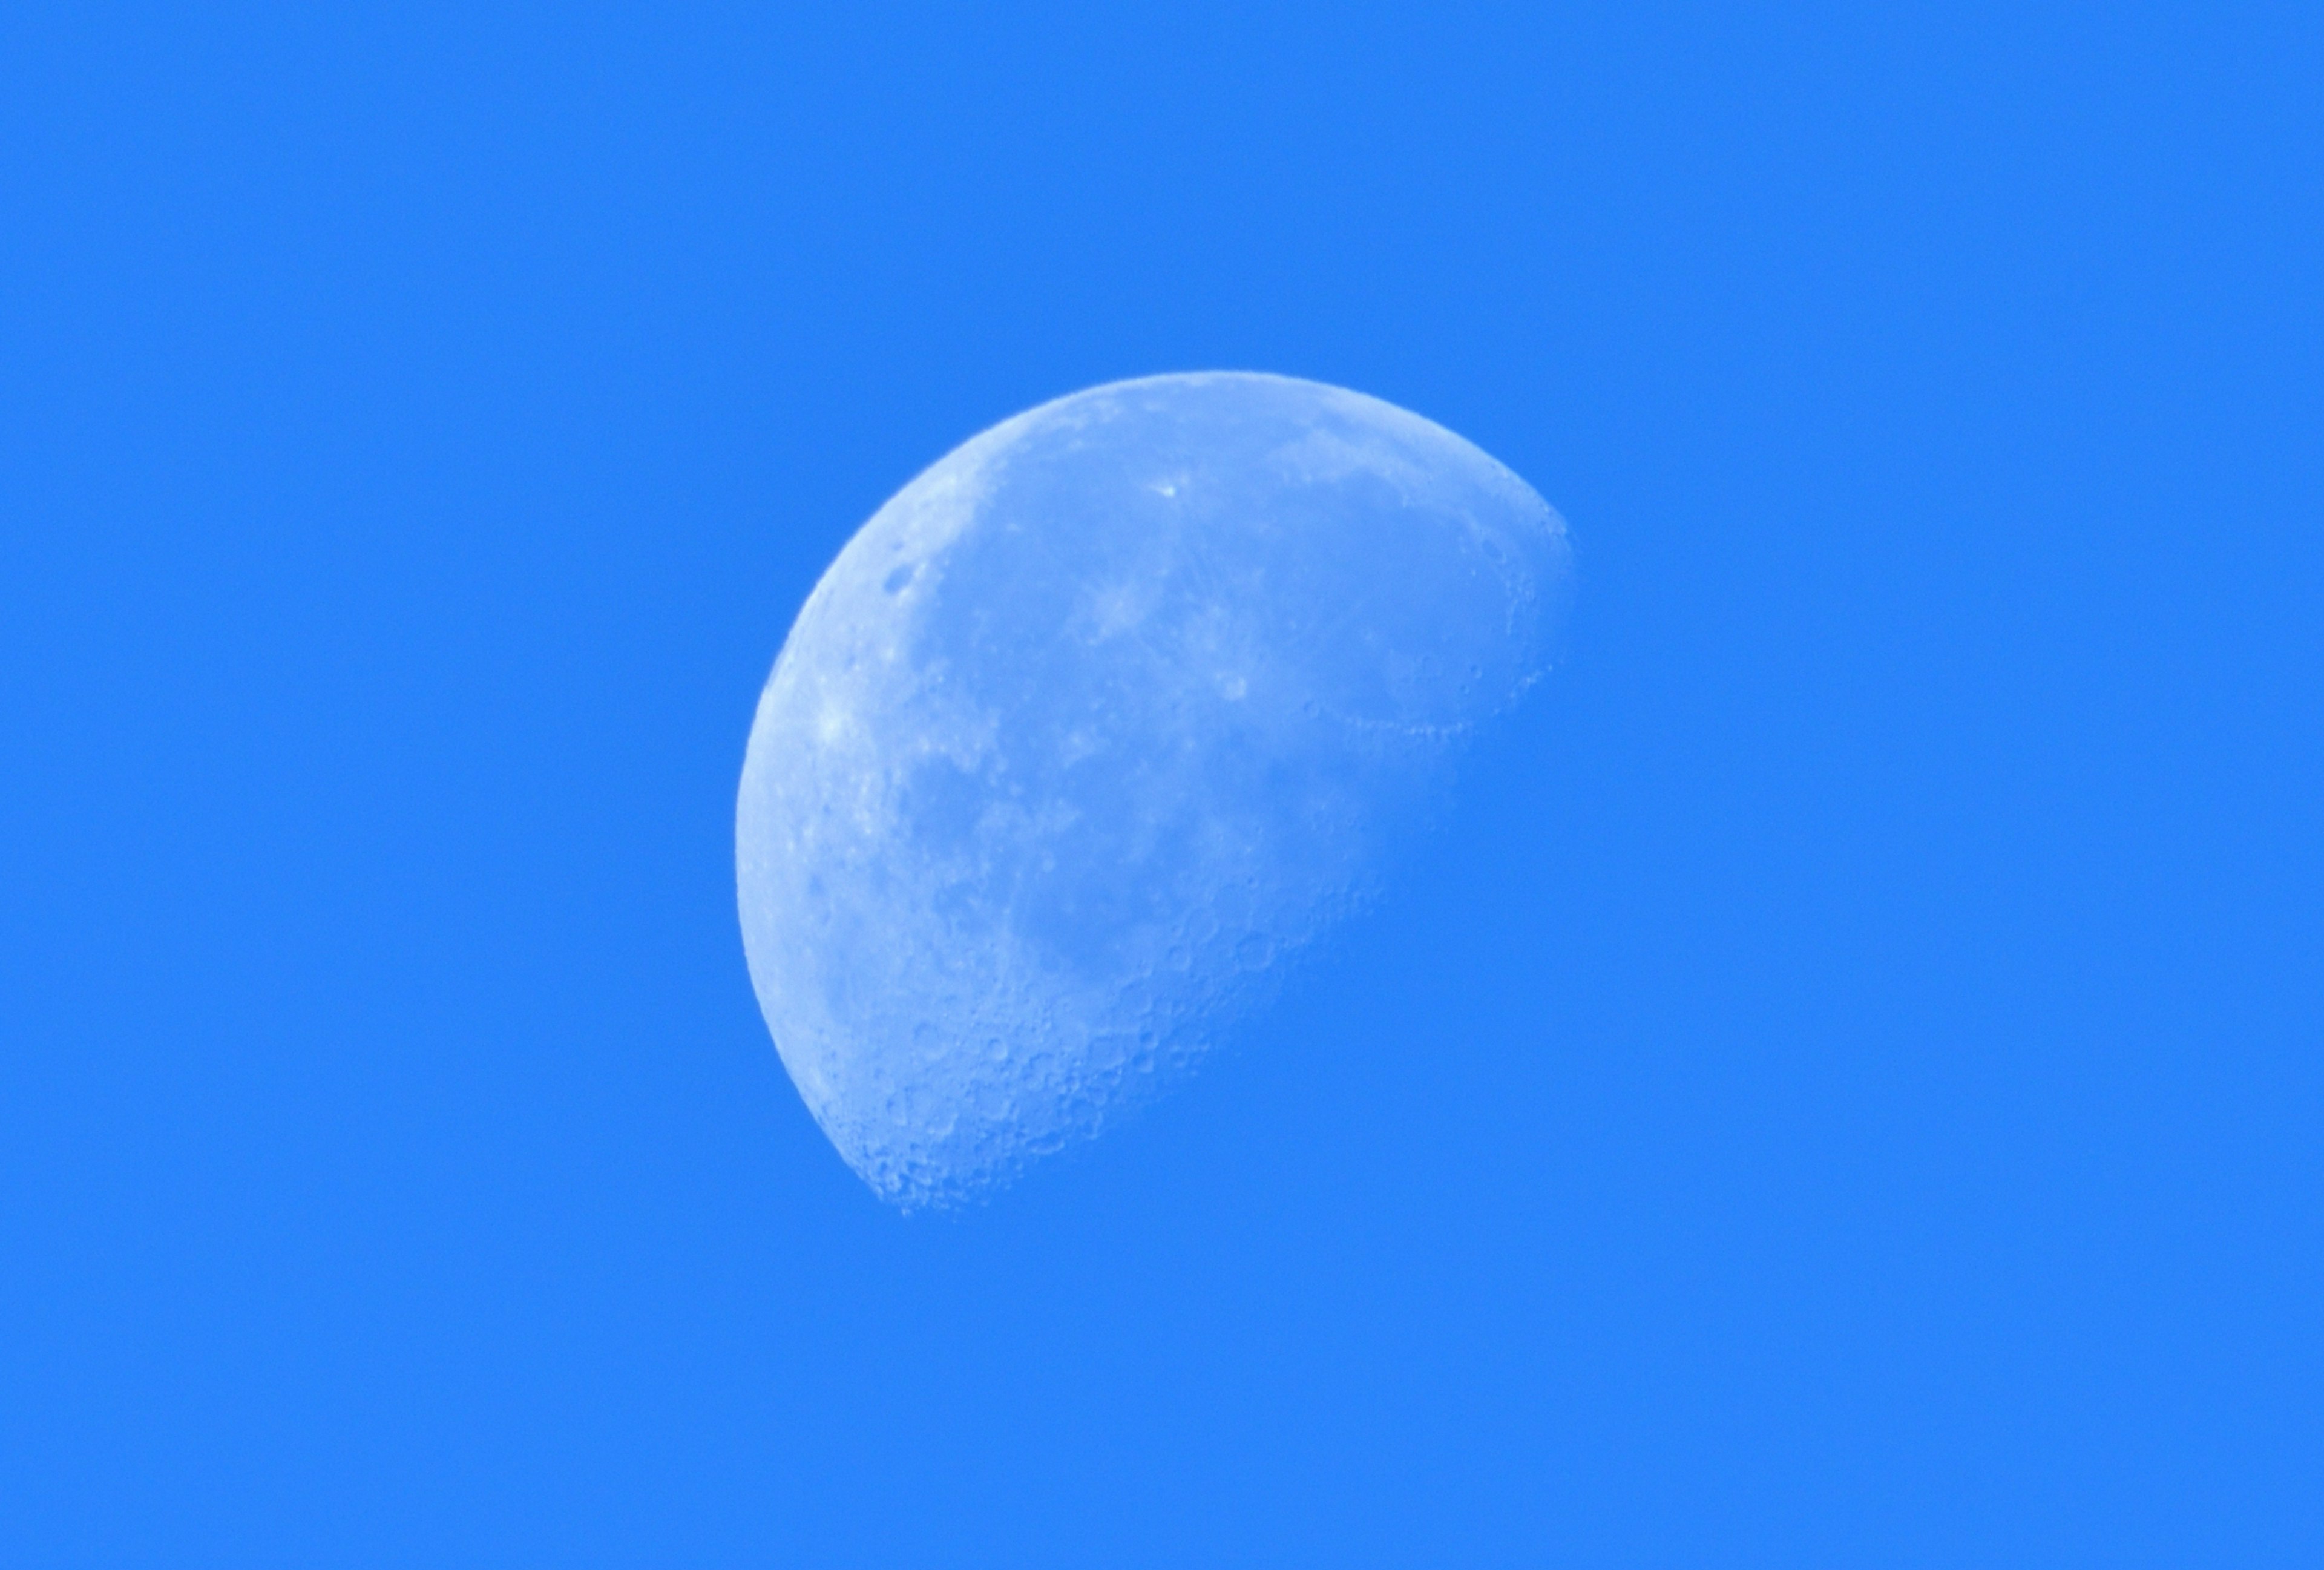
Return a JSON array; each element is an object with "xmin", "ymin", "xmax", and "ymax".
[{"xmin": 737, "ymin": 373, "xmax": 1569, "ymax": 1208}]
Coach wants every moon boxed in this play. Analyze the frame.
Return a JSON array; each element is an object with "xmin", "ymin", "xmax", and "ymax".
[{"xmin": 737, "ymin": 372, "xmax": 1570, "ymax": 1209}]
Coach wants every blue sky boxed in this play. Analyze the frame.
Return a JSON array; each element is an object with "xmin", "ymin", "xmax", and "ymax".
[{"xmin": 5, "ymin": 3, "xmax": 2318, "ymax": 1564}]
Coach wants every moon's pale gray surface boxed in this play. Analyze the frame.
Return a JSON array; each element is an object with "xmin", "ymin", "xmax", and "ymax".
[{"xmin": 737, "ymin": 372, "xmax": 1569, "ymax": 1209}]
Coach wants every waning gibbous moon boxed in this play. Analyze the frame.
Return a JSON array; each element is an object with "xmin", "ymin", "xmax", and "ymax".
[{"xmin": 736, "ymin": 372, "xmax": 1571, "ymax": 1209}]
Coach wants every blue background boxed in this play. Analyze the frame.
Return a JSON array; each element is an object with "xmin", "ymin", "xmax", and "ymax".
[{"xmin": 5, "ymin": 3, "xmax": 2318, "ymax": 1563}]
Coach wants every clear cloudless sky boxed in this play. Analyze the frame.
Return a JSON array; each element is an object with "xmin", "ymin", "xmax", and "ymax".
[{"xmin": 4, "ymin": 3, "xmax": 2319, "ymax": 1565}]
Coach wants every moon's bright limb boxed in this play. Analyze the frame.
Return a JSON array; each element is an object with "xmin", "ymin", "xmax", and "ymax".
[{"xmin": 737, "ymin": 372, "xmax": 1569, "ymax": 1209}]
